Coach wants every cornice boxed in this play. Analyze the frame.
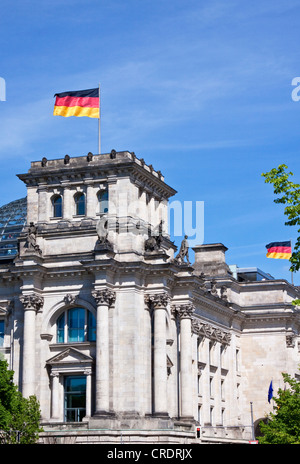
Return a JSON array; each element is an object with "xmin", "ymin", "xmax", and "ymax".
[{"xmin": 17, "ymin": 151, "xmax": 177, "ymax": 200}]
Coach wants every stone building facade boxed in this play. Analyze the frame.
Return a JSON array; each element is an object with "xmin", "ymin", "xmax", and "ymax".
[{"xmin": 0, "ymin": 150, "xmax": 299, "ymax": 444}]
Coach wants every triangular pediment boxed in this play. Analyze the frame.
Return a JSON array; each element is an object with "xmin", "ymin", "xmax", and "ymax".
[{"xmin": 46, "ymin": 347, "xmax": 93, "ymax": 365}]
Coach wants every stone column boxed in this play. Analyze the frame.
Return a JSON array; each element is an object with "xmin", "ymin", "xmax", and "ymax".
[
  {"xmin": 92, "ymin": 288, "xmax": 115, "ymax": 416},
  {"xmin": 50, "ymin": 372, "xmax": 60, "ymax": 420},
  {"xmin": 62, "ymin": 186, "xmax": 72, "ymax": 220},
  {"xmin": 86, "ymin": 183, "xmax": 96, "ymax": 218},
  {"xmin": 19, "ymin": 294, "xmax": 44, "ymax": 398},
  {"xmin": 84, "ymin": 370, "xmax": 92, "ymax": 419},
  {"xmin": 177, "ymin": 304, "xmax": 195, "ymax": 420},
  {"xmin": 145, "ymin": 292, "xmax": 169, "ymax": 417},
  {"xmin": 202, "ymin": 337, "xmax": 211, "ymax": 425},
  {"xmin": 215, "ymin": 341, "xmax": 222, "ymax": 425},
  {"xmin": 37, "ymin": 186, "xmax": 48, "ymax": 223}
]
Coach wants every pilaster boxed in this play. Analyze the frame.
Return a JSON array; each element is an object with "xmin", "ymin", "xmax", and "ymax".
[
  {"xmin": 92, "ymin": 288, "xmax": 116, "ymax": 416},
  {"xmin": 19, "ymin": 293, "xmax": 44, "ymax": 397},
  {"xmin": 145, "ymin": 292, "xmax": 169, "ymax": 417}
]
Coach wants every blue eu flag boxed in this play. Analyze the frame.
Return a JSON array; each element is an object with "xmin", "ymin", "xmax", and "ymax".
[{"xmin": 268, "ymin": 381, "xmax": 273, "ymax": 403}]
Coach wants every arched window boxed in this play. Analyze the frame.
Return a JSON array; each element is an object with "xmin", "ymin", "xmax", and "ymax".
[
  {"xmin": 74, "ymin": 192, "xmax": 86, "ymax": 216},
  {"xmin": 97, "ymin": 188, "xmax": 108, "ymax": 214},
  {"xmin": 52, "ymin": 195, "xmax": 62, "ymax": 218},
  {"xmin": 56, "ymin": 308, "xmax": 96, "ymax": 343}
]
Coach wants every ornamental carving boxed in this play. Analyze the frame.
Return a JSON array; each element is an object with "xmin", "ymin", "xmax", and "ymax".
[
  {"xmin": 286, "ymin": 333, "xmax": 295, "ymax": 348},
  {"xmin": 174, "ymin": 235, "xmax": 190, "ymax": 265},
  {"xmin": 171, "ymin": 303, "xmax": 195, "ymax": 319},
  {"xmin": 192, "ymin": 319, "xmax": 231, "ymax": 345},
  {"xmin": 92, "ymin": 288, "xmax": 116, "ymax": 307},
  {"xmin": 24, "ymin": 222, "xmax": 42, "ymax": 255},
  {"xmin": 19, "ymin": 294, "xmax": 44, "ymax": 312},
  {"xmin": 144, "ymin": 292, "xmax": 169, "ymax": 309},
  {"xmin": 64, "ymin": 294, "xmax": 78, "ymax": 305}
]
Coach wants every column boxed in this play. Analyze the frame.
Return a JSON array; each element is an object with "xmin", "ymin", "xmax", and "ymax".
[
  {"xmin": 92, "ymin": 288, "xmax": 115, "ymax": 416},
  {"xmin": 84, "ymin": 370, "xmax": 92, "ymax": 419},
  {"xmin": 145, "ymin": 292, "xmax": 169, "ymax": 417},
  {"xmin": 178, "ymin": 304, "xmax": 195, "ymax": 420},
  {"xmin": 19, "ymin": 294, "xmax": 44, "ymax": 398},
  {"xmin": 62, "ymin": 186, "xmax": 72, "ymax": 220},
  {"xmin": 37, "ymin": 187, "xmax": 48, "ymax": 223},
  {"xmin": 202, "ymin": 337, "xmax": 211, "ymax": 425},
  {"xmin": 215, "ymin": 341, "xmax": 222, "ymax": 425},
  {"xmin": 50, "ymin": 372, "xmax": 60, "ymax": 420},
  {"xmin": 86, "ymin": 183, "xmax": 96, "ymax": 218}
]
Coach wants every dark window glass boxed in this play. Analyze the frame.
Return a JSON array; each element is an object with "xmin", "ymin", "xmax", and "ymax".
[
  {"xmin": 88, "ymin": 311, "xmax": 96, "ymax": 342},
  {"xmin": 98, "ymin": 189, "xmax": 109, "ymax": 214},
  {"xmin": 64, "ymin": 376, "xmax": 86, "ymax": 422},
  {"xmin": 68, "ymin": 308, "xmax": 85, "ymax": 342},
  {"xmin": 52, "ymin": 196, "xmax": 62, "ymax": 218},
  {"xmin": 75, "ymin": 193, "xmax": 85, "ymax": 216},
  {"xmin": 57, "ymin": 313, "xmax": 65, "ymax": 343},
  {"xmin": 57, "ymin": 308, "xmax": 96, "ymax": 343},
  {"xmin": 0, "ymin": 320, "xmax": 4, "ymax": 346}
]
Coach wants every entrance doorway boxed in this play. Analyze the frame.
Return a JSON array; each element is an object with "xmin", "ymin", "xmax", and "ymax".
[{"xmin": 64, "ymin": 376, "xmax": 86, "ymax": 422}]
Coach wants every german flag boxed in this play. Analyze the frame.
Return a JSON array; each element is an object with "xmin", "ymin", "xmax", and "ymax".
[
  {"xmin": 265, "ymin": 241, "xmax": 292, "ymax": 259},
  {"xmin": 53, "ymin": 88, "xmax": 99, "ymax": 118}
]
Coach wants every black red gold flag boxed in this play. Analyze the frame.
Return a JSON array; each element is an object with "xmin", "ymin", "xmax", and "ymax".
[
  {"xmin": 53, "ymin": 88, "xmax": 99, "ymax": 118},
  {"xmin": 265, "ymin": 241, "xmax": 292, "ymax": 259}
]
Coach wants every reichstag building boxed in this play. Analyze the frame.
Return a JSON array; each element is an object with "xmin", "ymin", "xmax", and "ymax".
[{"xmin": 0, "ymin": 150, "xmax": 299, "ymax": 444}]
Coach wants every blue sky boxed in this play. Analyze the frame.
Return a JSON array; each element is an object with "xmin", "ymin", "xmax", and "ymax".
[{"xmin": 1, "ymin": 0, "xmax": 300, "ymax": 284}]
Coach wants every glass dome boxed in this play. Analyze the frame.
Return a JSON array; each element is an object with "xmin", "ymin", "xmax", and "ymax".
[{"xmin": 0, "ymin": 197, "xmax": 27, "ymax": 259}]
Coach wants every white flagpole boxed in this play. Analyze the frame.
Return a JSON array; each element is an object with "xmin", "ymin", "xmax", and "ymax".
[
  {"xmin": 290, "ymin": 238, "xmax": 294, "ymax": 285},
  {"xmin": 98, "ymin": 83, "xmax": 101, "ymax": 154}
]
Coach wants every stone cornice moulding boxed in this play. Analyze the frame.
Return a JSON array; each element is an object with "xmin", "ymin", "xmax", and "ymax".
[{"xmin": 17, "ymin": 151, "xmax": 177, "ymax": 200}]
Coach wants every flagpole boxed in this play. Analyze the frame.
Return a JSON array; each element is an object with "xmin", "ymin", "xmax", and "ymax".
[
  {"xmin": 98, "ymin": 83, "xmax": 101, "ymax": 154},
  {"xmin": 250, "ymin": 402, "xmax": 255, "ymax": 441},
  {"xmin": 290, "ymin": 238, "xmax": 294, "ymax": 285}
]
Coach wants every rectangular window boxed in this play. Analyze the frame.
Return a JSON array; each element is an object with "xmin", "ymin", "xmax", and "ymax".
[
  {"xmin": 0, "ymin": 320, "xmax": 4, "ymax": 346},
  {"xmin": 68, "ymin": 308, "xmax": 85, "ymax": 342},
  {"xmin": 64, "ymin": 376, "xmax": 86, "ymax": 422}
]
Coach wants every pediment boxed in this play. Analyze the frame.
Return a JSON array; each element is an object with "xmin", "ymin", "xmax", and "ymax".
[{"xmin": 46, "ymin": 347, "xmax": 93, "ymax": 365}]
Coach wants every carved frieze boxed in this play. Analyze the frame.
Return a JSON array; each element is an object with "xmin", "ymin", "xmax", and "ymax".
[{"xmin": 192, "ymin": 319, "xmax": 231, "ymax": 345}]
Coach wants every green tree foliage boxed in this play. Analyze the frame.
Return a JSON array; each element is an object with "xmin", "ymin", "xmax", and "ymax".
[
  {"xmin": 259, "ymin": 373, "xmax": 300, "ymax": 444},
  {"xmin": 262, "ymin": 164, "xmax": 300, "ymax": 273},
  {"xmin": 0, "ymin": 359, "xmax": 43, "ymax": 444}
]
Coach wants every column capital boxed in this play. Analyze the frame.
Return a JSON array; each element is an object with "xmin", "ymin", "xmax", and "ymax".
[
  {"xmin": 171, "ymin": 303, "xmax": 195, "ymax": 319},
  {"xmin": 144, "ymin": 292, "xmax": 169, "ymax": 309},
  {"xmin": 92, "ymin": 288, "xmax": 116, "ymax": 307},
  {"xmin": 19, "ymin": 294, "xmax": 44, "ymax": 312}
]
